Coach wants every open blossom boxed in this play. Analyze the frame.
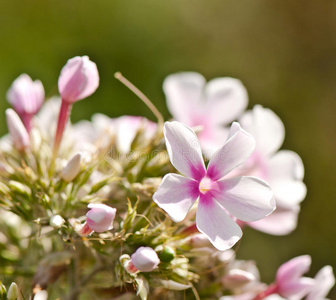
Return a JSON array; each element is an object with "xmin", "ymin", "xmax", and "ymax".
[
  {"xmin": 153, "ymin": 121, "xmax": 275, "ymax": 251},
  {"xmin": 163, "ymin": 72, "xmax": 248, "ymax": 156},
  {"xmin": 7, "ymin": 74, "xmax": 45, "ymax": 132},
  {"xmin": 234, "ymin": 105, "xmax": 306, "ymax": 235},
  {"xmin": 58, "ymin": 56, "xmax": 99, "ymax": 103}
]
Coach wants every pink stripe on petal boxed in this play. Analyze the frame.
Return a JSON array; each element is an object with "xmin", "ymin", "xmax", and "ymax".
[
  {"xmin": 196, "ymin": 196, "xmax": 242, "ymax": 251},
  {"xmin": 214, "ymin": 176, "xmax": 275, "ymax": 222},
  {"xmin": 164, "ymin": 121, "xmax": 206, "ymax": 180},
  {"xmin": 153, "ymin": 174, "xmax": 199, "ymax": 222},
  {"xmin": 207, "ymin": 122, "xmax": 255, "ymax": 181}
]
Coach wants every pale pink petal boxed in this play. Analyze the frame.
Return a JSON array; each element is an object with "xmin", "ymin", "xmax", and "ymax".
[
  {"xmin": 153, "ymin": 174, "xmax": 199, "ymax": 222},
  {"xmin": 306, "ymin": 266, "xmax": 335, "ymax": 300},
  {"xmin": 199, "ymin": 126, "xmax": 229, "ymax": 159},
  {"xmin": 247, "ymin": 205, "xmax": 300, "ymax": 235},
  {"xmin": 214, "ymin": 176, "xmax": 275, "ymax": 222},
  {"xmin": 163, "ymin": 72, "xmax": 205, "ymax": 123},
  {"xmin": 279, "ymin": 277, "xmax": 315, "ymax": 299},
  {"xmin": 164, "ymin": 121, "xmax": 206, "ymax": 179},
  {"xmin": 268, "ymin": 150, "xmax": 305, "ymax": 181},
  {"xmin": 271, "ymin": 180, "xmax": 307, "ymax": 208},
  {"xmin": 196, "ymin": 196, "xmax": 242, "ymax": 251},
  {"xmin": 276, "ymin": 255, "xmax": 311, "ymax": 284},
  {"xmin": 240, "ymin": 105, "xmax": 285, "ymax": 157},
  {"xmin": 207, "ymin": 122, "xmax": 255, "ymax": 180},
  {"xmin": 205, "ymin": 77, "xmax": 248, "ymax": 125}
]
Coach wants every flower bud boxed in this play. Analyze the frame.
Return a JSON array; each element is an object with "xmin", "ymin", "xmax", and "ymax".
[
  {"xmin": 6, "ymin": 108, "xmax": 29, "ymax": 151},
  {"xmin": 33, "ymin": 290, "xmax": 48, "ymax": 300},
  {"xmin": 7, "ymin": 74, "xmax": 44, "ymax": 133},
  {"xmin": 50, "ymin": 215, "xmax": 65, "ymax": 229},
  {"xmin": 131, "ymin": 247, "xmax": 160, "ymax": 272},
  {"xmin": 7, "ymin": 282, "xmax": 19, "ymax": 300},
  {"xmin": 58, "ymin": 56, "xmax": 99, "ymax": 103},
  {"xmin": 60, "ymin": 153, "xmax": 82, "ymax": 182},
  {"xmin": 86, "ymin": 203, "xmax": 116, "ymax": 233},
  {"xmin": 7, "ymin": 74, "xmax": 44, "ymax": 115}
]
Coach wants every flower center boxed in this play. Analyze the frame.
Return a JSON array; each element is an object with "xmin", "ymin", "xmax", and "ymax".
[{"xmin": 199, "ymin": 176, "xmax": 213, "ymax": 194}]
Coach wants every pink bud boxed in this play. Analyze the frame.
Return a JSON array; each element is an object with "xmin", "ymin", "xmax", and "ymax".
[
  {"xmin": 86, "ymin": 203, "xmax": 116, "ymax": 232},
  {"xmin": 131, "ymin": 247, "xmax": 160, "ymax": 272},
  {"xmin": 275, "ymin": 255, "xmax": 314, "ymax": 298},
  {"xmin": 7, "ymin": 74, "xmax": 44, "ymax": 116},
  {"xmin": 58, "ymin": 56, "xmax": 99, "ymax": 103},
  {"xmin": 6, "ymin": 108, "xmax": 30, "ymax": 151},
  {"xmin": 7, "ymin": 74, "xmax": 44, "ymax": 132}
]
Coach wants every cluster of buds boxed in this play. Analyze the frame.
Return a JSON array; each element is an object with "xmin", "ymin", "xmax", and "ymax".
[{"xmin": 0, "ymin": 57, "xmax": 333, "ymax": 300}]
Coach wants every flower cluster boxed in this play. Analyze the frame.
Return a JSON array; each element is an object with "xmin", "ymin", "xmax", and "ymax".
[{"xmin": 0, "ymin": 59, "xmax": 333, "ymax": 300}]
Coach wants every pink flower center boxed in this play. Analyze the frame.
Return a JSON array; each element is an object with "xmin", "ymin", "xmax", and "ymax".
[{"xmin": 199, "ymin": 176, "xmax": 214, "ymax": 194}]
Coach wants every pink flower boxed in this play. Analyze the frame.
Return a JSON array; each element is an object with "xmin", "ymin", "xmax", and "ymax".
[
  {"xmin": 130, "ymin": 247, "xmax": 160, "ymax": 272},
  {"xmin": 275, "ymin": 255, "xmax": 314, "ymax": 299},
  {"xmin": 306, "ymin": 265, "xmax": 335, "ymax": 300},
  {"xmin": 53, "ymin": 56, "xmax": 99, "ymax": 160},
  {"xmin": 58, "ymin": 56, "xmax": 99, "ymax": 103},
  {"xmin": 163, "ymin": 72, "xmax": 248, "ymax": 157},
  {"xmin": 7, "ymin": 74, "xmax": 44, "ymax": 132},
  {"xmin": 6, "ymin": 108, "xmax": 30, "ymax": 151},
  {"xmin": 79, "ymin": 203, "xmax": 117, "ymax": 236},
  {"xmin": 153, "ymin": 121, "xmax": 275, "ymax": 251},
  {"xmin": 235, "ymin": 105, "xmax": 306, "ymax": 235}
]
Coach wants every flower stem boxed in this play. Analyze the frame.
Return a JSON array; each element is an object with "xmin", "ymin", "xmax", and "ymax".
[
  {"xmin": 114, "ymin": 72, "xmax": 164, "ymax": 128},
  {"xmin": 51, "ymin": 100, "xmax": 72, "ymax": 169},
  {"xmin": 252, "ymin": 283, "xmax": 279, "ymax": 300}
]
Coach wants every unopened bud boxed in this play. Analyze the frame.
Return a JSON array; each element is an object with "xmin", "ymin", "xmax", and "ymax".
[
  {"xmin": 7, "ymin": 282, "xmax": 19, "ymax": 300},
  {"xmin": 58, "ymin": 56, "xmax": 99, "ymax": 104},
  {"xmin": 131, "ymin": 247, "xmax": 160, "ymax": 272},
  {"xmin": 6, "ymin": 108, "xmax": 29, "ymax": 151},
  {"xmin": 50, "ymin": 215, "xmax": 65, "ymax": 229},
  {"xmin": 60, "ymin": 153, "xmax": 82, "ymax": 182},
  {"xmin": 33, "ymin": 290, "xmax": 48, "ymax": 300}
]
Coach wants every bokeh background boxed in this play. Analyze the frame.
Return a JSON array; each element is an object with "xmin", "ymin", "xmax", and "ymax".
[{"xmin": 1, "ymin": 0, "xmax": 336, "ymax": 297}]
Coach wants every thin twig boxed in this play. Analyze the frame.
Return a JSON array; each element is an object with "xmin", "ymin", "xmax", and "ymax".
[{"xmin": 114, "ymin": 72, "xmax": 164, "ymax": 128}]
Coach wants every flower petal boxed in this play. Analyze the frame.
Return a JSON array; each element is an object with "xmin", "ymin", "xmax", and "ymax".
[
  {"xmin": 214, "ymin": 176, "xmax": 275, "ymax": 222},
  {"xmin": 247, "ymin": 205, "xmax": 300, "ymax": 235},
  {"xmin": 280, "ymin": 277, "xmax": 315, "ymax": 299},
  {"xmin": 205, "ymin": 77, "xmax": 248, "ymax": 125},
  {"xmin": 164, "ymin": 121, "xmax": 206, "ymax": 180},
  {"xmin": 240, "ymin": 105, "xmax": 285, "ymax": 157},
  {"xmin": 306, "ymin": 266, "xmax": 335, "ymax": 300},
  {"xmin": 163, "ymin": 72, "xmax": 206, "ymax": 123},
  {"xmin": 196, "ymin": 196, "xmax": 242, "ymax": 251},
  {"xmin": 153, "ymin": 174, "xmax": 199, "ymax": 222},
  {"xmin": 207, "ymin": 122, "xmax": 255, "ymax": 180},
  {"xmin": 276, "ymin": 255, "xmax": 311, "ymax": 285},
  {"xmin": 268, "ymin": 150, "xmax": 305, "ymax": 181}
]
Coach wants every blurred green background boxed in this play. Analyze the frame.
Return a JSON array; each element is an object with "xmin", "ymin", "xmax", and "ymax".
[{"xmin": 1, "ymin": 0, "xmax": 336, "ymax": 297}]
